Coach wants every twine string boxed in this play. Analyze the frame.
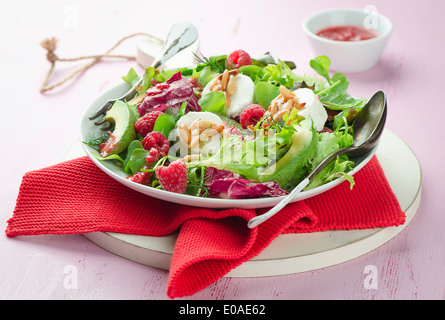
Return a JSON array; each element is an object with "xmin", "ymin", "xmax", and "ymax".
[{"xmin": 39, "ymin": 32, "xmax": 163, "ymax": 93}]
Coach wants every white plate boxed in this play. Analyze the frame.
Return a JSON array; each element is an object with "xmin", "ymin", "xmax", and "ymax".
[
  {"xmin": 79, "ymin": 81, "xmax": 377, "ymax": 209},
  {"xmin": 77, "ymin": 129, "xmax": 421, "ymax": 277}
]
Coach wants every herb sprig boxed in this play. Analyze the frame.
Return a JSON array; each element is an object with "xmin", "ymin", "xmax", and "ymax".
[
  {"xmin": 83, "ymin": 133, "xmax": 109, "ymax": 152},
  {"xmin": 193, "ymin": 52, "xmax": 226, "ymax": 74},
  {"xmin": 185, "ymin": 166, "xmax": 210, "ymax": 197}
]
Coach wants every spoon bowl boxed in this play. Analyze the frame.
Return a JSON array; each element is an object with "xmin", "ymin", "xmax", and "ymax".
[
  {"xmin": 348, "ymin": 90, "xmax": 387, "ymax": 156},
  {"xmin": 247, "ymin": 90, "xmax": 387, "ymax": 228}
]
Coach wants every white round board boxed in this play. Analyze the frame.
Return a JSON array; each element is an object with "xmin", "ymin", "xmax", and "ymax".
[{"xmin": 64, "ymin": 129, "xmax": 421, "ymax": 277}]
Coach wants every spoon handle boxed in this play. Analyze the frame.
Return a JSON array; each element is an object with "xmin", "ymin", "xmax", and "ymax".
[
  {"xmin": 247, "ymin": 178, "xmax": 310, "ymax": 228},
  {"xmin": 247, "ymin": 147, "xmax": 351, "ymax": 229},
  {"xmin": 152, "ymin": 22, "xmax": 198, "ymax": 69}
]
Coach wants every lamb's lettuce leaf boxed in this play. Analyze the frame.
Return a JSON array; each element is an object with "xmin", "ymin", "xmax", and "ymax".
[
  {"xmin": 254, "ymin": 82, "xmax": 280, "ymax": 108},
  {"xmin": 125, "ymin": 148, "xmax": 149, "ymax": 174},
  {"xmin": 239, "ymin": 65, "xmax": 263, "ymax": 81},
  {"xmin": 153, "ymin": 113, "xmax": 176, "ymax": 138},
  {"xmin": 198, "ymin": 91, "xmax": 227, "ymax": 114}
]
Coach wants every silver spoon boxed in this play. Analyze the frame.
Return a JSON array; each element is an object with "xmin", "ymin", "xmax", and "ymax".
[
  {"xmin": 89, "ymin": 22, "xmax": 198, "ymax": 122},
  {"xmin": 247, "ymin": 90, "xmax": 387, "ymax": 229}
]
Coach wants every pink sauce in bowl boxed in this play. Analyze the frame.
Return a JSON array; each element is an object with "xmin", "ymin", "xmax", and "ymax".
[{"xmin": 316, "ymin": 25, "xmax": 379, "ymax": 41}]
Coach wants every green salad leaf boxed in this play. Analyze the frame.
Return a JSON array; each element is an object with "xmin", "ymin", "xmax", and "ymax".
[
  {"xmin": 309, "ymin": 131, "xmax": 353, "ymax": 169},
  {"xmin": 309, "ymin": 55, "xmax": 367, "ymax": 110},
  {"xmin": 122, "ymin": 67, "xmax": 152, "ymax": 96},
  {"xmin": 239, "ymin": 65, "xmax": 263, "ymax": 81},
  {"xmin": 197, "ymin": 66, "xmax": 220, "ymax": 87},
  {"xmin": 194, "ymin": 134, "xmax": 258, "ymax": 179},
  {"xmin": 306, "ymin": 155, "xmax": 355, "ymax": 190},
  {"xmin": 309, "ymin": 55, "xmax": 332, "ymax": 84},
  {"xmin": 92, "ymin": 152, "xmax": 125, "ymax": 164},
  {"xmin": 121, "ymin": 140, "xmax": 146, "ymax": 174},
  {"xmin": 152, "ymin": 100, "xmax": 188, "ymax": 139},
  {"xmin": 121, "ymin": 67, "xmax": 139, "ymax": 87},
  {"xmin": 198, "ymin": 91, "xmax": 227, "ymax": 114},
  {"xmin": 125, "ymin": 148, "xmax": 149, "ymax": 174},
  {"xmin": 304, "ymin": 127, "xmax": 355, "ymax": 190},
  {"xmin": 254, "ymin": 82, "xmax": 280, "ymax": 108},
  {"xmin": 153, "ymin": 114, "xmax": 176, "ymax": 137}
]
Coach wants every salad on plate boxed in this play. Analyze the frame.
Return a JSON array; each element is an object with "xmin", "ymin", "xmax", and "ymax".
[{"xmin": 84, "ymin": 51, "xmax": 368, "ymax": 199}]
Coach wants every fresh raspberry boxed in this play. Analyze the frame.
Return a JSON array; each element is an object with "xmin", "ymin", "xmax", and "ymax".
[
  {"xmin": 127, "ymin": 170, "xmax": 153, "ymax": 185},
  {"xmin": 155, "ymin": 160, "xmax": 188, "ymax": 194},
  {"xmin": 225, "ymin": 50, "xmax": 252, "ymax": 69},
  {"xmin": 142, "ymin": 131, "xmax": 170, "ymax": 163},
  {"xmin": 239, "ymin": 104, "xmax": 266, "ymax": 129},
  {"xmin": 146, "ymin": 147, "xmax": 160, "ymax": 163},
  {"xmin": 135, "ymin": 111, "xmax": 163, "ymax": 137}
]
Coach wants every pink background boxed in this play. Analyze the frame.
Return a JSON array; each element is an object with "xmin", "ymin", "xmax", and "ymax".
[{"xmin": 1, "ymin": 0, "xmax": 443, "ymax": 299}]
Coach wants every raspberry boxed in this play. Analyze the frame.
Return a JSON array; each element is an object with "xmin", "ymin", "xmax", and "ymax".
[
  {"xmin": 155, "ymin": 160, "xmax": 188, "ymax": 194},
  {"xmin": 225, "ymin": 50, "xmax": 252, "ymax": 70},
  {"xmin": 142, "ymin": 131, "xmax": 170, "ymax": 163},
  {"xmin": 239, "ymin": 104, "xmax": 266, "ymax": 129},
  {"xmin": 146, "ymin": 147, "xmax": 160, "ymax": 163},
  {"xmin": 127, "ymin": 170, "xmax": 153, "ymax": 185},
  {"xmin": 135, "ymin": 111, "xmax": 163, "ymax": 137}
]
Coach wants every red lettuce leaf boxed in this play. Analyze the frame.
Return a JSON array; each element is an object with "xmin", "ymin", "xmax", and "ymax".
[
  {"xmin": 138, "ymin": 71, "xmax": 201, "ymax": 116},
  {"xmin": 205, "ymin": 167, "xmax": 288, "ymax": 199}
]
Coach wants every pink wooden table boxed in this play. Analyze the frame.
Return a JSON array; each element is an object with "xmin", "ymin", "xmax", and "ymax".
[{"xmin": 0, "ymin": 0, "xmax": 442, "ymax": 299}]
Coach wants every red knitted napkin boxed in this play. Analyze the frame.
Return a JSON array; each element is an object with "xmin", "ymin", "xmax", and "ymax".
[{"xmin": 5, "ymin": 156, "xmax": 405, "ymax": 298}]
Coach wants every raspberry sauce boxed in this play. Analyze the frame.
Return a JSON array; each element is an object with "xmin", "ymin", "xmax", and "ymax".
[{"xmin": 316, "ymin": 25, "xmax": 378, "ymax": 41}]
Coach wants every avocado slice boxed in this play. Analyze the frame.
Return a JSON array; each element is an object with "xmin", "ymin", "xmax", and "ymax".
[
  {"xmin": 99, "ymin": 100, "xmax": 137, "ymax": 157},
  {"xmin": 258, "ymin": 119, "xmax": 317, "ymax": 189}
]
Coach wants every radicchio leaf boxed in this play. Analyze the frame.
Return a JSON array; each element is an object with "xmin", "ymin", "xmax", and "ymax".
[
  {"xmin": 205, "ymin": 167, "xmax": 288, "ymax": 199},
  {"xmin": 138, "ymin": 71, "xmax": 201, "ymax": 116}
]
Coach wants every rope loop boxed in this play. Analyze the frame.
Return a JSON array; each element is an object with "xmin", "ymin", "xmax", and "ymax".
[{"xmin": 39, "ymin": 33, "xmax": 163, "ymax": 93}]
